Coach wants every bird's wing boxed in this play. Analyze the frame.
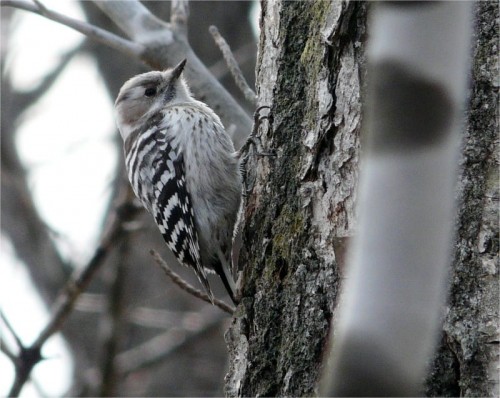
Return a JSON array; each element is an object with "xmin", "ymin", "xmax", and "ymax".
[{"xmin": 150, "ymin": 138, "xmax": 213, "ymax": 300}]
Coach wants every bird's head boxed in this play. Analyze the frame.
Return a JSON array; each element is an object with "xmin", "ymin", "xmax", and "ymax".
[{"xmin": 114, "ymin": 59, "xmax": 192, "ymax": 140}]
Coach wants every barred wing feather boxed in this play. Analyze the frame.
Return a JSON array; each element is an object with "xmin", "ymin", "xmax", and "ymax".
[{"xmin": 151, "ymin": 141, "xmax": 213, "ymax": 300}]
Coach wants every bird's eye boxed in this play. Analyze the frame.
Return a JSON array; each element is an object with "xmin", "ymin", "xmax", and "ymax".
[{"xmin": 144, "ymin": 87, "xmax": 157, "ymax": 97}]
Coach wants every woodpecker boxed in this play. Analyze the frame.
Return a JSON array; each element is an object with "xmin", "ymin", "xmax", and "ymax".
[{"xmin": 114, "ymin": 59, "xmax": 241, "ymax": 304}]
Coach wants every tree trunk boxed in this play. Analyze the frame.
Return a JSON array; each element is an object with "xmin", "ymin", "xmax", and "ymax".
[
  {"xmin": 2, "ymin": 0, "xmax": 496, "ymax": 396},
  {"xmin": 226, "ymin": 1, "xmax": 497, "ymax": 396},
  {"xmin": 226, "ymin": 1, "xmax": 366, "ymax": 395},
  {"xmin": 425, "ymin": 2, "xmax": 499, "ymax": 397}
]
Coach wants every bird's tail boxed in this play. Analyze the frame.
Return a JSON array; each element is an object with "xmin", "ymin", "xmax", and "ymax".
[{"xmin": 215, "ymin": 248, "xmax": 238, "ymax": 305}]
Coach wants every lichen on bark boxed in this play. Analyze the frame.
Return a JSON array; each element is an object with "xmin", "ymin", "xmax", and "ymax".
[{"xmin": 225, "ymin": 1, "xmax": 365, "ymax": 396}]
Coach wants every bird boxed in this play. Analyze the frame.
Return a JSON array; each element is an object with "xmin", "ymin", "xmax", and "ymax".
[{"xmin": 114, "ymin": 59, "xmax": 241, "ymax": 304}]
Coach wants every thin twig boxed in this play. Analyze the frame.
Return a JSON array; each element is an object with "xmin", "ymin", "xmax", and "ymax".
[
  {"xmin": 25, "ymin": 43, "xmax": 83, "ymax": 102},
  {"xmin": 209, "ymin": 41, "xmax": 256, "ymax": 80},
  {"xmin": 116, "ymin": 309, "xmax": 224, "ymax": 376},
  {"xmin": 0, "ymin": 338, "xmax": 17, "ymax": 362},
  {"xmin": 99, "ymin": 258, "xmax": 127, "ymax": 397},
  {"xmin": 1, "ymin": 0, "xmax": 144, "ymax": 58},
  {"xmin": 92, "ymin": 0, "xmax": 171, "ymax": 44},
  {"xmin": 33, "ymin": 235, "xmax": 117, "ymax": 348},
  {"xmin": 2, "ymin": 0, "xmax": 252, "ymax": 149},
  {"xmin": 93, "ymin": 0, "xmax": 253, "ymax": 149},
  {"xmin": 0, "ymin": 311, "xmax": 23, "ymax": 349},
  {"xmin": 16, "ymin": 42, "xmax": 83, "ymax": 112},
  {"xmin": 4, "ymin": 187, "xmax": 140, "ymax": 397},
  {"xmin": 2, "ymin": 316, "xmax": 43, "ymax": 398},
  {"xmin": 9, "ymin": 349, "xmax": 41, "ymax": 397},
  {"xmin": 79, "ymin": 308, "xmax": 224, "ymax": 378},
  {"xmin": 209, "ymin": 25, "xmax": 257, "ymax": 105},
  {"xmin": 126, "ymin": 307, "xmax": 194, "ymax": 329},
  {"xmin": 33, "ymin": 192, "xmax": 138, "ymax": 348},
  {"xmin": 150, "ymin": 250, "xmax": 235, "ymax": 314},
  {"xmin": 170, "ymin": 0, "xmax": 189, "ymax": 35}
]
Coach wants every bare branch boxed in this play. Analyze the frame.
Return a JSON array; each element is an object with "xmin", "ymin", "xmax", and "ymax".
[
  {"xmin": 1, "ymin": 0, "xmax": 144, "ymax": 58},
  {"xmin": 1, "ymin": 311, "xmax": 43, "ymax": 398},
  {"xmin": 4, "ymin": 0, "xmax": 253, "ymax": 148},
  {"xmin": 33, "ymin": 189, "xmax": 139, "ymax": 348},
  {"xmin": 127, "ymin": 307, "xmax": 195, "ymax": 329},
  {"xmin": 93, "ymin": 0, "xmax": 252, "ymax": 149},
  {"xmin": 150, "ymin": 250, "xmax": 235, "ymax": 315},
  {"xmin": 116, "ymin": 309, "xmax": 223, "ymax": 376},
  {"xmin": 16, "ymin": 42, "xmax": 83, "ymax": 111},
  {"xmin": 0, "ymin": 311, "xmax": 23, "ymax": 349},
  {"xmin": 31, "ymin": 0, "xmax": 44, "ymax": 11},
  {"xmin": 209, "ymin": 25, "xmax": 257, "ymax": 105},
  {"xmin": 209, "ymin": 41, "xmax": 256, "ymax": 80},
  {"xmin": 73, "ymin": 293, "xmax": 106, "ymax": 313},
  {"xmin": 92, "ymin": 0, "xmax": 173, "ymax": 45},
  {"xmin": 80, "ymin": 308, "xmax": 224, "ymax": 379},
  {"xmin": 75, "ymin": 295, "xmax": 203, "ymax": 330},
  {"xmin": 171, "ymin": 0, "xmax": 189, "ymax": 35},
  {"xmin": 99, "ymin": 260, "xmax": 127, "ymax": 397},
  {"xmin": 0, "ymin": 339, "xmax": 17, "ymax": 362},
  {"xmin": 3, "ymin": 187, "xmax": 141, "ymax": 396}
]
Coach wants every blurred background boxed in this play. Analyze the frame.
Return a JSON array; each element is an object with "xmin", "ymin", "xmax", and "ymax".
[{"xmin": 1, "ymin": 1, "xmax": 258, "ymax": 396}]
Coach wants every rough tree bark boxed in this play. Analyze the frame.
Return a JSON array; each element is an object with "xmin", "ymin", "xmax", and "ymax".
[
  {"xmin": 1, "ymin": 0, "xmax": 497, "ymax": 396},
  {"xmin": 226, "ymin": 1, "xmax": 365, "ymax": 395},
  {"xmin": 324, "ymin": 2, "xmax": 473, "ymax": 396},
  {"xmin": 425, "ymin": 2, "xmax": 499, "ymax": 397},
  {"xmin": 226, "ymin": 1, "xmax": 497, "ymax": 397}
]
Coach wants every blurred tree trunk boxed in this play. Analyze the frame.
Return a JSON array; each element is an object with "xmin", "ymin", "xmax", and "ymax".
[
  {"xmin": 226, "ymin": 1, "xmax": 498, "ymax": 396},
  {"xmin": 1, "ymin": 0, "xmax": 496, "ymax": 396}
]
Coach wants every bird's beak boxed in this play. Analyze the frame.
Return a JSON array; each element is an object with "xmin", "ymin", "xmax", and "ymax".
[{"xmin": 171, "ymin": 59, "xmax": 187, "ymax": 80}]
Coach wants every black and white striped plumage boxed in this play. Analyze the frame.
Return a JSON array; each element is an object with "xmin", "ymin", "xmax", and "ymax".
[{"xmin": 114, "ymin": 60, "xmax": 241, "ymax": 303}]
